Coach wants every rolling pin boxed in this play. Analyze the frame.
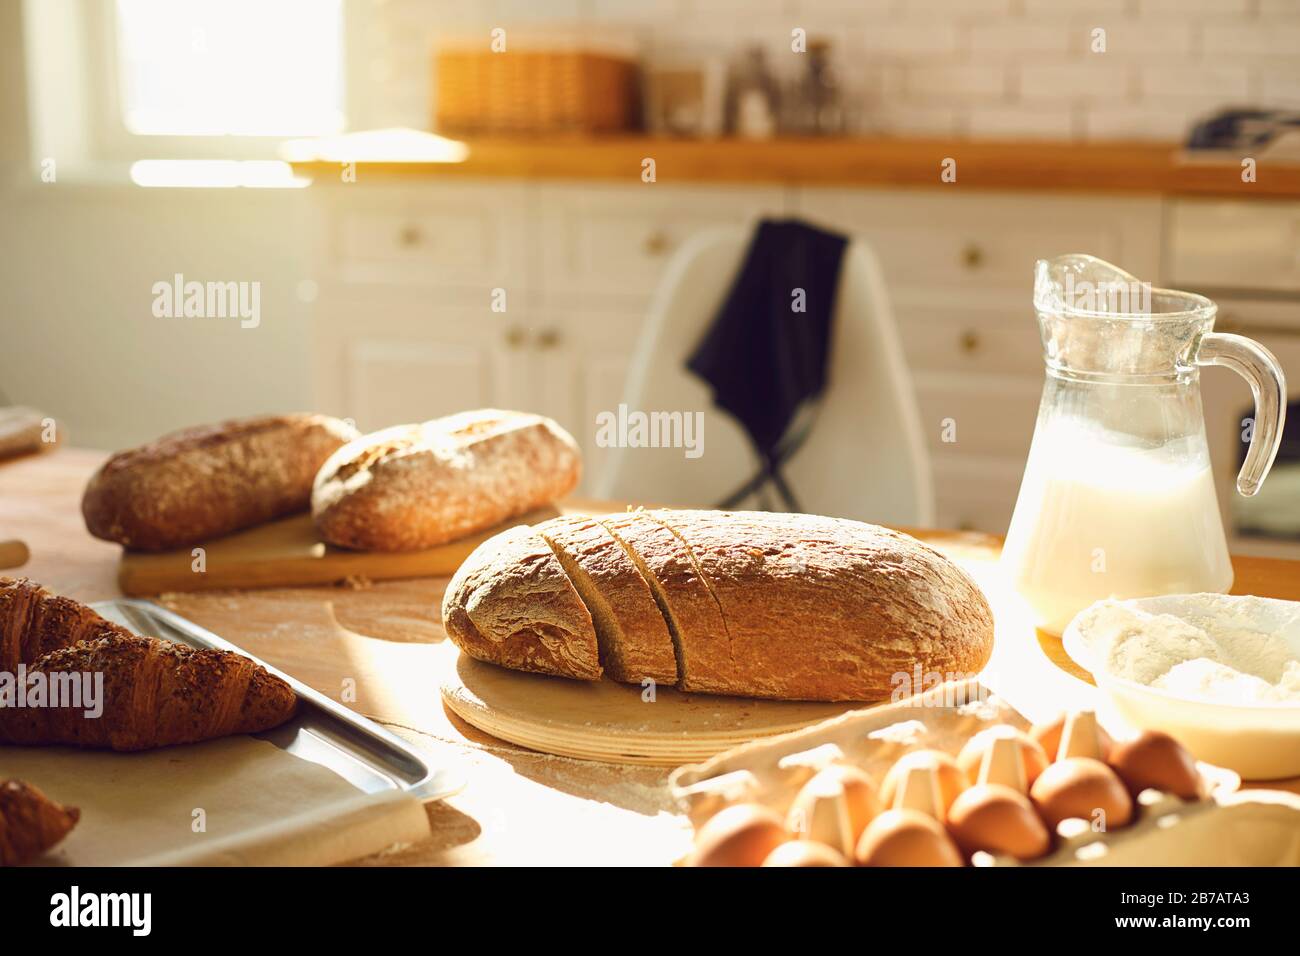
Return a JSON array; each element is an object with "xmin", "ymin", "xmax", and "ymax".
[{"xmin": 0, "ymin": 539, "xmax": 30, "ymax": 570}]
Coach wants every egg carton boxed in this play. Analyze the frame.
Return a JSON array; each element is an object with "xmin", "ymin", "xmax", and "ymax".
[{"xmin": 668, "ymin": 678, "xmax": 1300, "ymax": 867}]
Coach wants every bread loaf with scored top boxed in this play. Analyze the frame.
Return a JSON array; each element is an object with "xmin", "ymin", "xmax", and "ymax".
[
  {"xmin": 82, "ymin": 413, "xmax": 358, "ymax": 551},
  {"xmin": 596, "ymin": 511, "xmax": 732, "ymax": 690},
  {"xmin": 536, "ymin": 514, "xmax": 678, "ymax": 684},
  {"xmin": 313, "ymin": 409, "xmax": 581, "ymax": 552},
  {"xmin": 441, "ymin": 509, "xmax": 995, "ymax": 702}
]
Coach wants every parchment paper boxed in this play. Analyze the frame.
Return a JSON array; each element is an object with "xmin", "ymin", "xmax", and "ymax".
[{"xmin": 0, "ymin": 737, "xmax": 431, "ymax": 866}]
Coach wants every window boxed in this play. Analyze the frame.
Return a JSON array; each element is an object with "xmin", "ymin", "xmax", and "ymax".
[{"xmin": 113, "ymin": 0, "xmax": 345, "ymax": 138}]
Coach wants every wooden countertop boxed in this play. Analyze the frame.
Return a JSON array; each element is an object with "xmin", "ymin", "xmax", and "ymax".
[
  {"xmin": 3, "ymin": 447, "xmax": 1298, "ymax": 867},
  {"xmin": 289, "ymin": 135, "xmax": 1300, "ymax": 199}
]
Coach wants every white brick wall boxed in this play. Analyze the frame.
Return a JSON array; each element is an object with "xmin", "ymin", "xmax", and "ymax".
[
  {"xmin": 368, "ymin": 0, "xmax": 1300, "ymax": 142},
  {"xmin": 1201, "ymin": 20, "xmax": 1300, "ymax": 56},
  {"xmin": 1018, "ymin": 63, "xmax": 1132, "ymax": 101},
  {"xmin": 1139, "ymin": 65, "xmax": 1251, "ymax": 100}
]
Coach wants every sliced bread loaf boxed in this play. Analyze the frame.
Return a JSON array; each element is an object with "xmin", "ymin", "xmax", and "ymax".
[
  {"xmin": 650, "ymin": 509, "xmax": 995, "ymax": 700},
  {"xmin": 441, "ymin": 524, "xmax": 601, "ymax": 680},
  {"xmin": 536, "ymin": 515, "xmax": 678, "ymax": 684},
  {"xmin": 597, "ymin": 512, "xmax": 735, "ymax": 695}
]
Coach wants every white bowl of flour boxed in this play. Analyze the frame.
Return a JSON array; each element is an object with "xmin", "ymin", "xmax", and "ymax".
[{"xmin": 1063, "ymin": 593, "xmax": 1300, "ymax": 779}]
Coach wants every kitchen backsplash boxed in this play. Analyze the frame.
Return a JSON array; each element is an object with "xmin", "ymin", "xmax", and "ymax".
[{"xmin": 361, "ymin": 0, "xmax": 1300, "ymax": 141}]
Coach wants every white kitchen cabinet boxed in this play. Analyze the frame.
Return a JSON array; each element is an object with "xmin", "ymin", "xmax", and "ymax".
[
  {"xmin": 914, "ymin": 371, "xmax": 1042, "ymax": 462},
  {"xmin": 309, "ymin": 277, "xmax": 647, "ymax": 493},
  {"xmin": 306, "ymin": 180, "xmax": 784, "ymax": 492},
  {"xmin": 484, "ymin": 307, "xmax": 650, "ymax": 494},
  {"xmin": 343, "ymin": 338, "xmax": 494, "ymax": 430},
  {"xmin": 896, "ymin": 300, "xmax": 1045, "ymax": 377},
  {"xmin": 553, "ymin": 310, "xmax": 649, "ymax": 494},
  {"xmin": 537, "ymin": 182, "xmax": 786, "ymax": 308},
  {"xmin": 793, "ymin": 189, "xmax": 1163, "ymax": 301},
  {"xmin": 307, "ymin": 179, "xmax": 541, "ymax": 433},
  {"xmin": 304, "ymin": 180, "xmax": 1191, "ymax": 530},
  {"xmin": 311, "ymin": 292, "xmax": 513, "ymax": 431},
  {"xmin": 1168, "ymin": 199, "xmax": 1300, "ymax": 294},
  {"xmin": 320, "ymin": 180, "xmax": 531, "ymax": 304}
]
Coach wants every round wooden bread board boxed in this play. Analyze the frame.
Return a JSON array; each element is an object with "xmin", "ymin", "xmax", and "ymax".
[{"xmin": 439, "ymin": 649, "xmax": 864, "ymax": 766}]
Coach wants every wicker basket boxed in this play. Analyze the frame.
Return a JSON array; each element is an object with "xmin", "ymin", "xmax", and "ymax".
[{"xmin": 434, "ymin": 47, "xmax": 638, "ymax": 135}]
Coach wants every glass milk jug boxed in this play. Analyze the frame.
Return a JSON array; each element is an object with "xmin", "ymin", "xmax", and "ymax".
[{"xmin": 1001, "ymin": 254, "xmax": 1287, "ymax": 634}]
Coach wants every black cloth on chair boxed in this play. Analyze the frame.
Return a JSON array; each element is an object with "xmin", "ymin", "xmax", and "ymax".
[{"xmin": 686, "ymin": 218, "xmax": 848, "ymax": 512}]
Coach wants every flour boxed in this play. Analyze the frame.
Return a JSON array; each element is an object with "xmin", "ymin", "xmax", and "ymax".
[{"xmin": 1075, "ymin": 600, "xmax": 1300, "ymax": 706}]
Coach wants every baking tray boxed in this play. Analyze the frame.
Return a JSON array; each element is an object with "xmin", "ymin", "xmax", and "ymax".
[{"xmin": 94, "ymin": 598, "xmax": 463, "ymax": 803}]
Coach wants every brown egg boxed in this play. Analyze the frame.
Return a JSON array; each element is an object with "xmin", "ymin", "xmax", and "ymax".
[
  {"xmin": 691, "ymin": 804, "xmax": 788, "ymax": 867},
  {"xmin": 1031, "ymin": 712, "xmax": 1114, "ymax": 762},
  {"xmin": 1029, "ymin": 757, "xmax": 1133, "ymax": 831},
  {"xmin": 957, "ymin": 726, "xmax": 1049, "ymax": 787},
  {"xmin": 880, "ymin": 750, "xmax": 967, "ymax": 817},
  {"xmin": 761, "ymin": 841, "xmax": 851, "ymax": 867},
  {"xmin": 786, "ymin": 764, "xmax": 881, "ymax": 855},
  {"xmin": 1108, "ymin": 730, "xmax": 1203, "ymax": 801},
  {"xmin": 854, "ymin": 809, "xmax": 965, "ymax": 867},
  {"xmin": 946, "ymin": 783, "xmax": 1051, "ymax": 860}
]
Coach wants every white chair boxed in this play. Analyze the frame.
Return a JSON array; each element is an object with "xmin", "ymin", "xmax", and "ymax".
[{"xmin": 594, "ymin": 225, "xmax": 935, "ymax": 527}]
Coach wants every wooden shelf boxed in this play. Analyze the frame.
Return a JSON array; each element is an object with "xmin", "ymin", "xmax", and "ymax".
[{"xmin": 290, "ymin": 135, "xmax": 1300, "ymax": 199}]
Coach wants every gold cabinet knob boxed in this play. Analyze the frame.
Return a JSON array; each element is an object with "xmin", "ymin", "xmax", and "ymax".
[
  {"xmin": 961, "ymin": 244, "xmax": 984, "ymax": 269},
  {"xmin": 536, "ymin": 327, "xmax": 563, "ymax": 350},
  {"xmin": 398, "ymin": 224, "xmax": 423, "ymax": 248},
  {"xmin": 959, "ymin": 329, "xmax": 980, "ymax": 354},
  {"xmin": 643, "ymin": 230, "xmax": 671, "ymax": 257},
  {"xmin": 504, "ymin": 326, "xmax": 528, "ymax": 349}
]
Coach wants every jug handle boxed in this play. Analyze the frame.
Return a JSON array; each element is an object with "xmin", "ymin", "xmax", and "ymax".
[{"xmin": 1195, "ymin": 332, "xmax": 1288, "ymax": 496}]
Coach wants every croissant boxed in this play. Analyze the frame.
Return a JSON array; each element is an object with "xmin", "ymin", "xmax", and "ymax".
[
  {"xmin": 0, "ymin": 633, "xmax": 298, "ymax": 751},
  {"xmin": 0, "ymin": 577, "xmax": 128, "ymax": 672},
  {"xmin": 0, "ymin": 779, "xmax": 80, "ymax": 865}
]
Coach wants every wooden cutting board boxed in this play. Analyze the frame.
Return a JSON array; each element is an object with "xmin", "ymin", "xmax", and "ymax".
[
  {"xmin": 117, "ymin": 506, "xmax": 560, "ymax": 596},
  {"xmin": 439, "ymin": 647, "xmax": 863, "ymax": 766}
]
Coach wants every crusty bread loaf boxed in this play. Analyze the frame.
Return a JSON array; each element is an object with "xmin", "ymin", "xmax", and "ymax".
[
  {"xmin": 647, "ymin": 510, "xmax": 995, "ymax": 700},
  {"xmin": 82, "ymin": 414, "xmax": 358, "ymax": 551},
  {"xmin": 442, "ymin": 525, "xmax": 601, "ymax": 680},
  {"xmin": 312, "ymin": 409, "xmax": 581, "ymax": 552},
  {"xmin": 536, "ymin": 515, "xmax": 677, "ymax": 684},
  {"xmin": 597, "ymin": 512, "xmax": 732, "ymax": 692},
  {"xmin": 440, "ymin": 510, "xmax": 995, "ymax": 702}
]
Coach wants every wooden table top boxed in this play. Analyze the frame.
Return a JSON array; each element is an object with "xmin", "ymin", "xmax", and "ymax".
[{"xmin": 3, "ymin": 447, "xmax": 1298, "ymax": 866}]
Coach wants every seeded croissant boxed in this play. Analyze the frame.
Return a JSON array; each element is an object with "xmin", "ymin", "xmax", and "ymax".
[
  {"xmin": 0, "ymin": 577, "xmax": 127, "ymax": 672},
  {"xmin": 0, "ymin": 779, "xmax": 80, "ymax": 866},
  {"xmin": 0, "ymin": 633, "xmax": 298, "ymax": 752}
]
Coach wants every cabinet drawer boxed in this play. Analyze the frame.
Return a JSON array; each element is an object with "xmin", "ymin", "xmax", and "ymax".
[
  {"xmin": 914, "ymin": 373, "xmax": 1041, "ymax": 460},
  {"xmin": 539, "ymin": 184, "xmax": 785, "ymax": 302},
  {"xmin": 1168, "ymin": 199, "xmax": 1300, "ymax": 294},
  {"xmin": 898, "ymin": 304, "xmax": 1044, "ymax": 376},
  {"xmin": 328, "ymin": 184, "xmax": 528, "ymax": 291},
  {"xmin": 796, "ymin": 189, "xmax": 1162, "ymax": 295}
]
